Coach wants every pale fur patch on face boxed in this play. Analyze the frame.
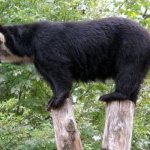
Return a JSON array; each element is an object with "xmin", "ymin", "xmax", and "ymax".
[
  {"xmin": 0, "ymin": 32, "xmax": 34, "ymax": 64},
  {"xmin": 0, "ymin": 55, "xmax": 34, "ymax": 63},
  {"xmin": 0, "ymin": 32, "xmax": 5, "ymax": 43}
]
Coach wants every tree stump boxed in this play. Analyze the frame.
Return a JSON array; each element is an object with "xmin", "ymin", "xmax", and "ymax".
[
  {"xmin": 102, "ymin": 100, "xmax": 135, "ymax": 150},
  {"xmin": 51, "ymin": 98, "xmax": 83, "ymax": 150}
]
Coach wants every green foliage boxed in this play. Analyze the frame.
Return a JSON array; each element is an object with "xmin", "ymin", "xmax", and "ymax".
[
  {"xmin": 114, "ymin": 0, "xmax": 150, "ymax": 29},
  {"xmin": 0, "ymin": 0, "xmax": 150, "ymax": 149},
  {"xmin": 0, "ymin": 99, "xmax": 55, "ymax": 150}
]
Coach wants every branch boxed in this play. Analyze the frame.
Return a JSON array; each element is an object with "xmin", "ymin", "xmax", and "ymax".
[{"xmin": 143, "ymin": 8, "xmax": 150, "ymax": 19}]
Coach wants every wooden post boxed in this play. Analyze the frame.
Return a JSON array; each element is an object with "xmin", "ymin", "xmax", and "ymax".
[
  {"xmin": 51, "ymin": 98, "xmax": 83, "ymax": 150},
  {"xmin": 102, "ymin": 100, "xmax": 135, "ymax": 150}
]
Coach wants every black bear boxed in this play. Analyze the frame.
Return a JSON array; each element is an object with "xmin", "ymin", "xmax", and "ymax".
[{"xmin": 0, "ymin": 17, "xmax": 150, "ymax": 110}]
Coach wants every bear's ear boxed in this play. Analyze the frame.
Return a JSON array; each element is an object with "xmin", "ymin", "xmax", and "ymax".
[{"xmin": 0, "ymin": 32, "xmax": 5, "ymax": 44}]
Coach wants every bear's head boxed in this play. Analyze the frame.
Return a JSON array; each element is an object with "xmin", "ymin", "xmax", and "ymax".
[
  {"xmin": 0, "ymin": 30, "xmax": 34, "ymax": 64},
  {"xmin": 0, "ymin": 32, "xmax": 15, "ymax": 63}
]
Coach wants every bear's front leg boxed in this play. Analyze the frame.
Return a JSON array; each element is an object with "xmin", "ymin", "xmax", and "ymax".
[
  {"xmin": 47, "ymin": 91, "xmax": 70, "ymax": 111},
  {"xmin": 46, "ymin": 70, "xmax": 72, "ymax": 111},
  {"xmin": 35, "ymin": 62, "xmax": 72, "ymax": 110}
]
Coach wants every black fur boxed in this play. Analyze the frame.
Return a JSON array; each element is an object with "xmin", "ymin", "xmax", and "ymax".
[{"xmin": 1, "ymin": 17, "xmax": 150, "ymax": 110}]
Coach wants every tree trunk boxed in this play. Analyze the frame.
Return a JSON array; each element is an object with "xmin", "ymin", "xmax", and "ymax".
[
  {"xmin": 51, "ymin": 98, "xmax": 83, "ymax": 150},
  {"xmin": 102, "ymin": 100, "xmax": 135, "ymax": 150}
]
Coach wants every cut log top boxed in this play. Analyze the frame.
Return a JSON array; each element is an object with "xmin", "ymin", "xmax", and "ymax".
[
  {"xmin": 51, "ymin": 98, "xmax": 83, "ymax": 150},
  {"xmin": 102, "ymin": 100, "xmax": 135, "ymax": 150}
]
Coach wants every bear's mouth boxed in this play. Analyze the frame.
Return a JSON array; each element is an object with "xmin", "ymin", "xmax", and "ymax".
[{"xmin": 0, "ymin": 51, "xmax": 34, "ymax": 64}]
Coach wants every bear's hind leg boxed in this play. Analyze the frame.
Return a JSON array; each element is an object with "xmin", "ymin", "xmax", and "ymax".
[
  {"xmin": 99, "ymin": 92, "xmax": 128, "ymax": 102},
  {"xmin": 99, "ymin": 65, "xmax": 144, "ymax": 103}
]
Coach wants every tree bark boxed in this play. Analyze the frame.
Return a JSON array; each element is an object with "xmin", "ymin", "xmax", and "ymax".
[
  {"xmin": 51, "ymin": 98, "xmax": 83, "ymax": 150},
  {"xmin": 102, "ymin": 100, "xmax": 135, "ymax": 150}
]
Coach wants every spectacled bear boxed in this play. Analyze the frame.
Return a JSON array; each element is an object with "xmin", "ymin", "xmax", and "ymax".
[{"xmin": 0, "ymin": 17, "xmax": 150, "ymax": 110}]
